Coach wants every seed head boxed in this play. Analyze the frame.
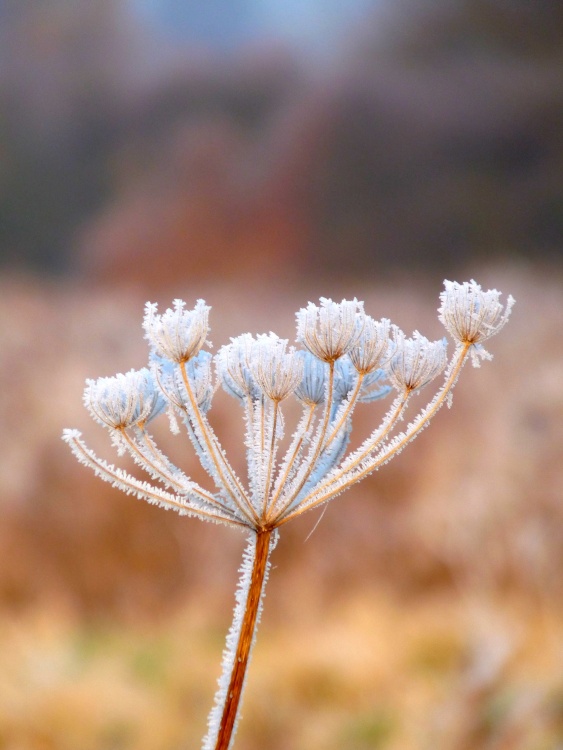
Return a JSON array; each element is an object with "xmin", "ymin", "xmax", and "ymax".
[
  {"xmin": 216, "ymin": 334, "xmax": 260, "ymax": 401},
  {"xmin": 143, "ymin": 298, "xmax": 210, "ymax": 363},
  {"xmin": 438, "ymin": 280, "xmax": 515, "ymax": 365},
  {"xmin": 294, "ymin": 351, "xmax": 327, "ymax": 405},
  {"xmin": 296, "ymin": 297, "xmax": 365, "ymax": 362},
  {"xmin": 67, "ymin": 281, "xmax": 512, "ymax": 529},
  {"xmin": 84, "ymin": 368, "xmax": 165, "ymax": 430},
  {"xmin": 249, "ymin": 334, "xmax": 303, "ymax": 402},
  {"xmin": 349, "ymin": 316, "xmax": 391, "ymax": 374},
  {"xmin": 387, "ymin": 330, "xmax": 447, "ymax": 392}
]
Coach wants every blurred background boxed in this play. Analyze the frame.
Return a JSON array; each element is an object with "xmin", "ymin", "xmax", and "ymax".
[{"xmin": 0, "ymin": 1, "xmax": 562, "ymax": 748}]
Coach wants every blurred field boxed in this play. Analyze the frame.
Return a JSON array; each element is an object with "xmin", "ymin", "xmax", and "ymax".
[{"xmin": 0, "ymin": 265, "xmax": 561, "ymax": 749}]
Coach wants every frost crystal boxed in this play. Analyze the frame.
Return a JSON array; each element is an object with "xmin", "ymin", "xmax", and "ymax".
[{"xmin": 216, "ymin": 334, "xmax": 260, "ymax": 401}]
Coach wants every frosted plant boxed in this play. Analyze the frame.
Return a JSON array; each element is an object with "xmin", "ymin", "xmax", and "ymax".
[{"xmin": 63, "ymin": 280, "xmax": 514, "ymax": 750}]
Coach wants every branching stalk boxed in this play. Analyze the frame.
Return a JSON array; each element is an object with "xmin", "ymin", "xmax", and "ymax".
[
  {"xmin": 267, "ymin": 402, "xmax": 317, "ymax": 519},
  {"xmin": 65, "ymin": 284, "xmax": 513, "ymax": 750},
  {"xmin": 180, "ymin": 362, "xmax": 258, "ymax": 525}
]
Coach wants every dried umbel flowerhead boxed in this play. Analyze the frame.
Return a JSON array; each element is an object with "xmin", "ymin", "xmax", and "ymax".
[
  {"xmin": 349, "ymin": 316, "xmax": 391, "ymax": 374},
  {"xmin": 143, "ymin": 298, "xmax": 210, "ymax": 363},
  {"xmin": 248, "ymin": 334, "xmax": 303, "ymax": 402},
  {"xmin": 63, "ymin": 281, "xmax": 513, "ymax": 750},
  {"xmin": 294, "ymin": 351, "xmax": 327, "ymax": 405},
  {"xmin": 216, "ymin": 333, "xmax": 260, "ymax": 401},
  {"xmin": 84, "ymin": 368, "xmax": 165, "ymax": 431},
  {"xmin": 387, "ymin": 329, "xmax": 447, "ymax": 392},
  {"xmin": 153, "ymin": 351, "xmax": 215, "ymax": 414},
  {"xmin": 438, "ymin": 280, "xmax": 515, "ymax": 366},
  {"xmin": 296, "ymin": 297, "xmax": 365, "ymax": 362}
]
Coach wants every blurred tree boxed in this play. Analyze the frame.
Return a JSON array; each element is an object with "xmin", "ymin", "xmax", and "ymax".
[
  {"xmin": 0, "ymin": 0, "xmax": 561, "ymax": 280},
  {"xmin": 296, "ymin": 0, "xmax": 563, "ymax": 277}
]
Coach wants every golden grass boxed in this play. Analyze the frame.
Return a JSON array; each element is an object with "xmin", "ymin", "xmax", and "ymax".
[
  {"xmin": 0, "ymin": 265, "xmax": 562, "ymax": 747},
  {"xmin": 0, "ymin": 590, "xmax": 561, "ymax": 749}
]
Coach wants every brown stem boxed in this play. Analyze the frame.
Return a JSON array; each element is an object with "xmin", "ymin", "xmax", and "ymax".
[{"xmin": 214, "ymin": 529, "xmax": 273, "ymax": 750}]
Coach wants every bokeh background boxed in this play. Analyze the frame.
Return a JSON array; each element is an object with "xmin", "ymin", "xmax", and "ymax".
[{"xmin": 1, "ymin": 1, "xmax": 562, "ymax": 748}]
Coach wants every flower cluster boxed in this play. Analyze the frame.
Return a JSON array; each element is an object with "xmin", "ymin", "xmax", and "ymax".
[
  {"xmin": 63, "ymin": 280, "xmax": 513, "ymax": 750},
  {"xmin": 64, "ymin": 280, "xmax": 514, "ymax": 532}
]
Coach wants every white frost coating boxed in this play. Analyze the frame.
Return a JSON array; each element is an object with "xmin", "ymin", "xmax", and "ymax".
[
  {"xmin": 62, "ymin": 430, "xmax": 242, "ymax": 527},
  {"xmin": 116, "ymin": 426, "xmax": 191, "ymax": 492},
  {"xmin": 143, "ymin": 298, "xmax": 211, "ymax": 363},
  {"xmin": 250, "ymin": 334, "xmax": 303, "ymax": 402},
  {"xmin": 202, "ymin": 532, "xmax": 276, "ymax": 750},
  {"xmin": 323, "ymin": 392, "xmax": 408, "ymax": 484},
  {"xmin": 349, "ymin": 316, "xmax": 391, "ymax": 374},
  {"xmin": 216, "ymin": 334, "xmax": 259, "ymax": 401},
  {"xmin": 387, "ymin": 329, "xmax": 447, "ymax": 392},
  {"xmin": 63, "ymin": 285, "xmax": 513, "ymax": 747},
  {"xmin": 289, "ymin": 340, "xmax": 471, "ymax": 517},
  {"xmin": 438, "ymin": 279, "xmax": 515, "ymax": 366},
  {"xmin": 179, "ymin": 372, "xmax": 253, "ymax": 523},
  {"xmin": 269, "ymin": 403, "xmax": 318, "ymax": 514},
  {"xmin": 84, "ymin": 368, "xmax": 165, "ymax": 430},
  {"xmin": 153, "ymin": 352, "xmax": 214, "ymax": 413},
  {"xmin": 66, "ymin": 284, "xmax": 510, "ymax": 532},
  {"xmin": 294, "ymin": 351, "xmax": 327, "ymax": 405},
  {"xmin": 296, "ymin": 297, "xmax": 365, "ymax": 362}
]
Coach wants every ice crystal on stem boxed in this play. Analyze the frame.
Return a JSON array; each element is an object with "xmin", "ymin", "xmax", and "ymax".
[{"xmin": 63, "ymin": 281, "xmax": 513, "ymax": 750}]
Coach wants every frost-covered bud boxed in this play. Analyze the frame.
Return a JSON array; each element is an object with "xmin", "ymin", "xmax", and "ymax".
[
  {"xmin": 250, "ymin": 334, "xmax": 303, "ymax": 402},
  {"xmin": 333, "ymin": 356, "xmax": 358, "ymax": 404},
  {"xmin": 84, "ymin": 368, "xmax": 165, "ymax": 430},
  {"xmin": 349, "ymin": 316, "xmax": 391, "ymax": 374},
  {"xmin": 184, "ymin": 350, "xmax": 215, "ymax": 412},
  {"xmin": 216, "ymin": 334, "xmax": 259, "ymax": 401},
  {"xmin": 294, "ymin": 351, "xmax": 327, "ymax": 405},
  {"xmin": 143, "ymin": 299, "xmax": 210, "ymax": 363},
  {"xmin": 154, "ymin": 351, "xmax": 214, "ymax": 413},
  {"xmin": 296, "ymin": 297, "xmax": 365, "ymax": 362},
  {"xmin": 387, "ymin": 329, "xmax": 447, "ymax": 392},
  {"xmin": 438, "ymin": 280, "xmax": 515, "ymax": 365}
]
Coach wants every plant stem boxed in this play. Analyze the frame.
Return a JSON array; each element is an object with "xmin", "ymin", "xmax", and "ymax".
[{"xmin": 214, "ymin": 529, "xmax": 273, "ymax": 750}]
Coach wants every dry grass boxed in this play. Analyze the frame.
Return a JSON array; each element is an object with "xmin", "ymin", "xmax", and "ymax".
[
  {"xmin": 0, "ymin": 592, "xmax": 561, "ymax": 749},
  {"xmin": 0, "ymin": 265, "xmax": 561, "ymax": 748}
]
